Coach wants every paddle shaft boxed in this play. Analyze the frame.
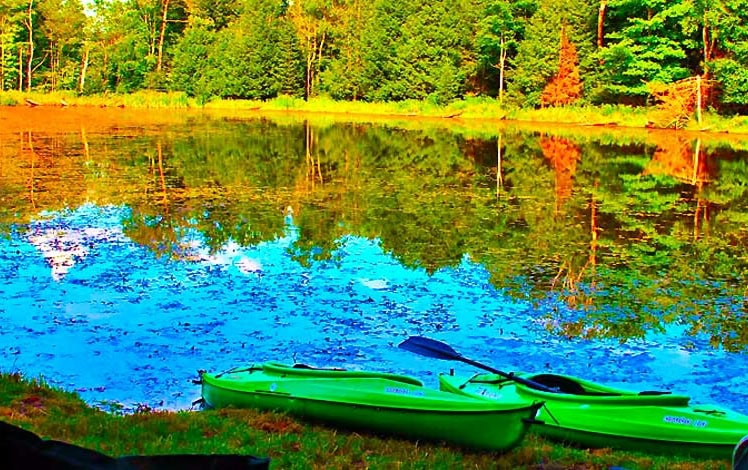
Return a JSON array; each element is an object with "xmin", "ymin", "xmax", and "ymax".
[
  {"xmin": 398, "ymin": 336, "xmax": 558, "ymax": 393},
  {"xmin": 454, "ymin": 355, "xmax": 556, "ymax": 393}
]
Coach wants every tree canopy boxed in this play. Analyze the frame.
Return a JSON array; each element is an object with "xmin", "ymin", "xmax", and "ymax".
[{"xmin": 1, "ymin": 0, "xmax": 748, "ymax": 112}]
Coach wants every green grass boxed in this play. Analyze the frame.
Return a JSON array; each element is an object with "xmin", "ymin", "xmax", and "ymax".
[
  {"xmin": 0, "ymin": 372, "xmax": 733, "ymax": 469},
  {"xmin": 3, "ymin": 90, "xmax": 748, "ymax": 134}
]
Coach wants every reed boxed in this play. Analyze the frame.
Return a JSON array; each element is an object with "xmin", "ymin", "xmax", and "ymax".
[{"xmin": 2, "ymin": 90, "xmax": 748, "ymax": 134}]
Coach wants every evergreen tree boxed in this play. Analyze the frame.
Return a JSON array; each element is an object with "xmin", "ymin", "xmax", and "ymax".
[
  {"xmin": 541, "ymin": 26, "xmax": 583, "ymax": 106},
  {"xmin": 705, "ymin": 0, "xmax": 748, "ymax": 110},
  {"xmin": 509, "ymin": 0, "xmax": 596, "ymax": 106},
  {"xmin": 597, "ymin": 0, "xmax": 693, "ymax": 104},
  {"xmin": 274, "ymin": 17, "xmax": 304, "ymax": 97},
  {"xmin": 169, "ymin": 22, "xmax": 215, "ymax": 100},
  {"xmin": 358, "ymin": 0, "xmax": 411, "ymax": 101},
  {"xmin": 359, "ymin": 0, "xmax": 479, "ymax": 103}
]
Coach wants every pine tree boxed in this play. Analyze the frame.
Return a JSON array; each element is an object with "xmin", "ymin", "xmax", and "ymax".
[{"xmin": 541, "ymin": 26, "xmax": 583, "ymax": 106}]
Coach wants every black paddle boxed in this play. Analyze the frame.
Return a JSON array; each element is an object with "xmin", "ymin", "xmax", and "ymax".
[{"xmin": 398, "ymin": 336, "xmax": 558, "ymax": 393}]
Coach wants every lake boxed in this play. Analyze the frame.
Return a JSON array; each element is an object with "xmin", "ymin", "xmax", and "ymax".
[{"xmin": 0, "ymin": 106, "xmax": 746, "ymax": 414}]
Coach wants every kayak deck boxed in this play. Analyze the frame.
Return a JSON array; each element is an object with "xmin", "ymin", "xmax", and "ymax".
[
  {"xmin": 201, "ymin": 362, "xmax": 543, "ymax": 452},
  {"xmin": 439, "ymin": 372, "xmax": 748, "ymax": 459}
]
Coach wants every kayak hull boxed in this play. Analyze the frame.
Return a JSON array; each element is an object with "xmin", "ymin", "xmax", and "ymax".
[
  {"xmin": 201, "ymin": 362, "xmax": 542, "ymax": 452},
  {"xmin": 439, "ymin": 372, "xmax": 748, "ymax": 460}
]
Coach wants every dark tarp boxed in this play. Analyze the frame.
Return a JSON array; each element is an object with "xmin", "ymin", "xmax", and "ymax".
[{"xmin": 1, "ymin": 420, "xmax": 271, "ymax": 470}]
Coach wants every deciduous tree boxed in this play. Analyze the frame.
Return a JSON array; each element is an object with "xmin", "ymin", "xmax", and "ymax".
[
  {"xmin": 0, "ymin": 0, "xmax": 26, "ymax": 90},
  {"xmin": 38, "ymin": 0, "xmax": 86, "ymax": 91}
]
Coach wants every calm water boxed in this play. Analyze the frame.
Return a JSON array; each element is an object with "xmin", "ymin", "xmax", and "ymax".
[{"xmin": 0, "ymin": 107, "xmax": 746, "ymax": 413}]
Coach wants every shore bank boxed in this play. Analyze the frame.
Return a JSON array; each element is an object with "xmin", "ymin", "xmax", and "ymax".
[
  {"xmin": 0, "ymin": 373, "xmax": 733, "ymax": 470},
  {"xmin": 3, "ymin": 90, "xmax": 748, "ymax": 137}
]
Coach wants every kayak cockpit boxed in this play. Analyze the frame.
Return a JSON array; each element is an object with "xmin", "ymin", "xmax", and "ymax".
[
  {"xmin": 461, "ymin": 372, "xmax": 690, "ymax": 404},
  {"xmin": 261, "ymin": 361, "xmax": 425, "ymax": 386}
]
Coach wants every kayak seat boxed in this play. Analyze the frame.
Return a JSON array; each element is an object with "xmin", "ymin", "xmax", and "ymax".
[
  {"xmin": 638, "ymin": 390, "xmax": 672, "ymax": 396},
  {"xmin": 528, "ymin": 374, "xmax": 621, "ymax": 396},
  {"xmin": 292, "ymin": 363, "xmax": 346, "ymax": 371}
]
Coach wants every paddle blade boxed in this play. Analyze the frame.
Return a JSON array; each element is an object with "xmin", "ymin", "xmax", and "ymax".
[
  {"xmin": 398, "ymin": 336, "xmax": 464, "ymax": 361},
  {"xmin": 398, "ymin": 335, "xmax": 558, "ymax": 393}
]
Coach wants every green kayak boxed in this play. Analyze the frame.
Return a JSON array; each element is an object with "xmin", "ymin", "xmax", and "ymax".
[
  {"xmin": 200, "ymin": 362, "xmax": 542, "ymax": 452},
  {"xmin": 439, "ymin": 371, "xmax": 748, "ymax": 460}
]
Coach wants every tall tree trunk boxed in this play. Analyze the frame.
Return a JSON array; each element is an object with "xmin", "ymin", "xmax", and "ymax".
[
  {"xmin": 50, "ymin": 42, "xmax": 56, "ymax": 92},
  {"xmin": 79, "ymin": 46, "xmax": 89, "ymax": 93},
  {"xmin": 18, "ymin": 47, "xmax": 22, "ymax": 91},
  {"xmin": 701, "ymin": 10, "xmax": 714, "ymax": 77},
  {"xmin": 597, "ymin": 0, "xmax": 606, "ymax": 48},
  {"xmin": 1, "ymin": 34, "xmax": 5, "ymax": 91},
  {"xmin": 25, "ymin": 0, "xmax": 33, "ymax": 92},
  {"xmin": 498, "ymin": 34, "xmax": 506, "ymax": 104},
  {"xmin": 305, "ymin": 42, "xmax": 314, "ymax": 100},
  {"xmin": 157, "ymin": 0, "xmax": 170, "ymax": 72},
  {"xmin": 315, "ymin": 32, "xmax": 325, "ymax": 93}
]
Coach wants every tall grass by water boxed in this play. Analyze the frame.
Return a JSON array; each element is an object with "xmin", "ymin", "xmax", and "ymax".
[{"xmin": 3, "ymin": 90, "xmax": 748, "ymax": 134}]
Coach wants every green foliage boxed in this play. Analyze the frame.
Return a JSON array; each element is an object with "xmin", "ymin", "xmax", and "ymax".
[
  {"xmin": 474, "ymin": 0, "xmax": 527, "ymax": 97},
  {"xmin": 712, "ymin": 59, "xmax": 748, "ymax": 108},
  {"xmin": 0, "ymin": 0, "xmax": 26, "ymax": 91},
  {"xmin": 509, "ymin": 0, "xmax": 596, "ymax": 107},
  {"xmin": 187, "ymin": 0, "xmax": 240, "ymax": 30},
  {"xmin": 169, "ymin": 0, "xmax": 303, "ymax": 101},
  {"xmin": 169, "ymin": 24, "xmax": 216, "ymax": 100},
  {"xmin": 318, "ymin": 0, "xmax": 375, "ymax": 101},
  {"xmin": 3, "ymin": 0, "xmax": 748, "ymax": 112},
  {"xmin": 356, "ymin": 0, "xmax": 480, "ymax": 103},
  {"xmin": 597, "ymin": 1, "xmax": 693, "ymax": 104}
]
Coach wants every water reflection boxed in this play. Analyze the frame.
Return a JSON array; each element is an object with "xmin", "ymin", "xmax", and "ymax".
[{"xmin": 0, "ymin": 108, "xmax": 746, "ymax": 412}]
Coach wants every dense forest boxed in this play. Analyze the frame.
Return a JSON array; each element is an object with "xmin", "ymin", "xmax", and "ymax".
[{"xmin": 1, "ymin": 0, "xmax": 748, "ymax": 111}]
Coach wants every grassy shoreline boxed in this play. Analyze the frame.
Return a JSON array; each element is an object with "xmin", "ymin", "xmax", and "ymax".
[
  {"xmin": 0, "ymin": 372, "xmax": 732, "ymax": 469},
  {"xmin": 3, "ymin": 90, "xmax": 748, "ymax": 135}
]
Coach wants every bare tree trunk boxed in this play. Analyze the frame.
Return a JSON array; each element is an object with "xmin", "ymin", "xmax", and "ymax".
[
  {"xmin": 157, "ymin": 0, "xmax": 170, "ymax": 72},
  {"xmin": 498, "ymin": 35, "xmax": 506, "ymax": 104},
  {"xmin": 50, "ymin": 42, "xmax": 56, "ymax": 92},
  {"xmin": 79, "ymin": 46, "xmax": 89, "ymax": 93},
  {"xmin": 25, "ymin": 0, "xmax": 33, "ymax": 92},
  {"xmin": 18, "ymin": 47, "xmax": 22, "ymax": 90},
  {"xmin": 597, "ymin": 1, "xmax": 606, "ymax": 48},
  {"xmin": 701, "ymin": 10, "xmax": 715, "ymax": 78},
  {"xmin": 1, "ymin": 35, "xmax": 4, "ymax": 91},
  {"xmin": 315, "ymin": 32, "xmax": 325, "ymax": 93},
  {"xmin": 305, "ymin": 46, "xmax": 313, "ymax": 100}
]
